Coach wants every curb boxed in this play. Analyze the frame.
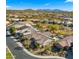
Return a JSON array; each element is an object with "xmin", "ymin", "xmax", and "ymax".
[{"xmin": 7, "ymin": 46, "xmax": 15, "ymax": 59}]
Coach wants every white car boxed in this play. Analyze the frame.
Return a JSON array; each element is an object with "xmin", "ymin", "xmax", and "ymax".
[{"xmin": 6, "ymin": 31, "xmax": 11, "ymax": 36}]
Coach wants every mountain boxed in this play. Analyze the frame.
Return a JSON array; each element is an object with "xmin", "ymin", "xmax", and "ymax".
[
  {"xmin": 36, "ymin": 9, "xmax": 72, "ymax": 13},
  {"xmin": 7, "ymin": 9, "xmax": 73, "ymax": 14}
]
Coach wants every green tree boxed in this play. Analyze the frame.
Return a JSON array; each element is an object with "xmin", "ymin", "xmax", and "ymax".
[
  {"xmin": 9, "ymin": 26, "xmax": 16, "ymax": 35},
  {"xmin": 48, "ymin": 24, "xmax": 60, "ymax": 31}
]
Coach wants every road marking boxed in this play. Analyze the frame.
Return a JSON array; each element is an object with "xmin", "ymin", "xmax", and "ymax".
[
  {"xmin": 11, "ymin": 36, "xmax": 66, "ymax": 59},
  {"xmin": 7, "ymin": 46, "xmax": 15, "ymax": 59}
]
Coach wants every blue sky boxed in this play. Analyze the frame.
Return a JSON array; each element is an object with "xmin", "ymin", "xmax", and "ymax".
[{"xmin": 6, "ymin": 0, "xmax": 73, "ymax": 11}]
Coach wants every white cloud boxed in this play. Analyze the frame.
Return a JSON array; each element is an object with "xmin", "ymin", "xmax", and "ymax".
[
  {"xmin": 44, "ymin": 3, "xmax": 50, "ymax": 6},
  {"xmin": 6, "ymin": 5, "xmax": 11, "ymax": 8},
  {"xmin": 65, "ymin": 0, "xmax": 73, "ymax": 3}
]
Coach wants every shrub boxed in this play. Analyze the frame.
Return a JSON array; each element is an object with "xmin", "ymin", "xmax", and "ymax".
[{"xmin": 9, "ymin": 26, "xmax": 16, "ymax": 35}]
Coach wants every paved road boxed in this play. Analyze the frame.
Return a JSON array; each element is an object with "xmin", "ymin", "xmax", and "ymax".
[
  {"xmin": 6, "ymin": 36, "xmax": 40, "ymax": 59},
  {"xmin": 66, "ymin": 50, "xmax": 73, "ymax": 59}
]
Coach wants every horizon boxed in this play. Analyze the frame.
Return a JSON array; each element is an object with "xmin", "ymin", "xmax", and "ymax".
[
  {"xmin": 6, "ymin": 9, "xmax": 73, "ymax": 12},
  {"xmin": 6, "ymin": 0, "xmax": 73, "ymax": 11}
]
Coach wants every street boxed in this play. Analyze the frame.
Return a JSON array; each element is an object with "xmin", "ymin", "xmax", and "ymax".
[{"xmin": 6, "ymin": 36, "xmax": 40, "ymax": 59}]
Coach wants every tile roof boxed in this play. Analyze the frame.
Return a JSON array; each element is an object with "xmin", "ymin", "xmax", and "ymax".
[{"xmin": 59, "ymin": 36, "xmax": 73, "ymax": 47}]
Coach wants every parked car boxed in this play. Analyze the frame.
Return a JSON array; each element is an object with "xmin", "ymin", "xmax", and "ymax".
[{"xmin": 6, "ymin": 30, "xmax": 11, "ymax": 36}]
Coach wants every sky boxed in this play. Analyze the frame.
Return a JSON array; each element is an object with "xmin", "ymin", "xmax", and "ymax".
[{"xmin": 6, "ymin": 0, "xmax": 73, "ymax": 11}]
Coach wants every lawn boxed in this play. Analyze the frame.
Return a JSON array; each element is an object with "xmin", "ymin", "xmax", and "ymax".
[{"xmin": 6, "ymin": 48, "xmax": 12, "ymax": 59}]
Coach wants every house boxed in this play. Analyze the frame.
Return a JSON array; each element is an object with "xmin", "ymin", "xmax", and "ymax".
[
  {"xmin": 51, "ymin": 36, "xmax": 73, "ymax": 52},
  {"xmin": 9, "ymin": 14, "xmax": 18, "ymax": 18},
  {"xmin": 42, "ymin": 32, "xmax": 52, "ymax": 37},
  {"xmin": 19, "ymin": 24, "xmax": 53, "ymax": 46},
  {"xmin": 64, "ymin": 18, "xmax": 73, "ymax": 21},
  {"xmin": 31, "ymin": 19, "xmax": 40, "ymax": 23},
  {"xmin": 6, "ymin": 21, "xmax": 10, "ymax": 26},
  {"xmin": 58, "ymin": 36, "xmax": 73, "ymax": 47},
  {"xmin": 11, "ymin": 22, "xmax": 26, "ymax": 29},
  {"xmin": 48, "ymin": 20, "xmax": 54, "ymax": 24},
  {"xmin": 63, "ymin": 17, "xmax": 73, "ymax": 26},
  {"xmin": 11, "ymin": 18, "xmax": 24, "ymax": 22},
  {"xmin": 31, "ymin": 31, "xmax": 52, "ymax": 46},
  {"xmin": 10, "ymin": 21, "xmax": 53, "ymax": 46},
  {"xmin": 11, "ymin": 22, "xmax": 32, "ymax": 39},
  {"xmin": 21, "ymin": 29, "xmax": 32, "ymax": 39}
]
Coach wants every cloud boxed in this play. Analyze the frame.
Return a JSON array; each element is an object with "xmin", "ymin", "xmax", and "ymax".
[
  {"xmin": 6, "ymin": 5, "xmax": 11, "ymax": 8},
  {"xmin": 44, "ymin": 3, "xmax": 50, "ymax": 6},
  {"xmin": 65, "ymin": 0, "xmax": 73, "ymax": 3}
]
